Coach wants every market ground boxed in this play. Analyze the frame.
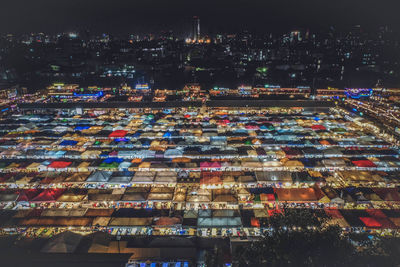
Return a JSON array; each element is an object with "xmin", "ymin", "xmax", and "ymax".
[{"xmin": 0, "ymin": 236, "xmax": 130, "ymax": 267}]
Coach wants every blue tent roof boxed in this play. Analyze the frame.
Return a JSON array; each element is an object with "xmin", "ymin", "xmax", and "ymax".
[
  {"xmin": 103, "ymin": 157, "xmax": 124, "ymax": 164},
  {"xmin": 74, "ymin": 126, "xmax": 90, "ymax": 131},
  {"xmin": 99, "ymin": 151, "xmax": 110, "ymax": 158},
  {"xmin": 132, "ymin": 132, "xmax": 141, "ymax": 138},
  {"xmin": 115, "ymin": 138, "xmax": 130, "ymax": 142},
  {"xmin": 59, "ymin": 140, "xmax": 78, "ymax": 146}
]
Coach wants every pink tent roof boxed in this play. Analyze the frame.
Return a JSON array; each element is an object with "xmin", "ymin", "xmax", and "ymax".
[
  {"xmin": 200, "ymin": 162, "xmax": 211, "ymax": 168},
  {"xmin": 245, "ymin": 125, "xmax": 259, "ymax": 130},
  {"xmin": 109, "ymin": 151, "xmax": 118, "ymax": 156},
  {"xmin": 210, "ymin": 161, "xmax": 221, "ymax": 168}
]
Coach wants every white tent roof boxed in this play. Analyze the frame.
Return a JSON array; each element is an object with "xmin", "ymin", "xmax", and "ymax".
[{"xmin": 86, "ymin": 171, "xmax": 112, "ymax": 182}]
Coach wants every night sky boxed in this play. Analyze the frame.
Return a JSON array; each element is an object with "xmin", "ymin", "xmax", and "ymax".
[{"xmin": 1, "ymin": 0, "xmax": 399, "ymax": 35}]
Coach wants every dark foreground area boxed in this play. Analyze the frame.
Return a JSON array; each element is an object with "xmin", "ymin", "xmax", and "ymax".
[{"xmin": 0, "ymin": 236, "xmax": 128, "ymax": 267}]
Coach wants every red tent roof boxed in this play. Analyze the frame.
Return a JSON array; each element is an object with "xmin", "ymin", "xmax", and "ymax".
[
  {"xmin": 324, "ymin": 208, "xmax": 343, "ymax": 218},
  {"xmin": 109, "ymin": 130, "xmax": 127, "ymax": 138},
  {"xmin": 311, "ymin": 125, "xmax": 326, "ymax": 130},
  {"xmin": 359, "ymin": 217, "xmax": 382, "ymax": 228},
  {"xmin": 268, "ymin": 209, "xmax": 282, "ymax": 217},
  {"xmin": 366, "ymin": 209, "xmax": 387, "ymax": 219},
  {"xmin": 251, "ymin": 217, "xmax": 260, "ymax": 227},
  {"xmin": 48, "ymin": 161, "xmax": 72, "ymax": 169},
  {"xmin": 260, "ymin": 193, "xmax": 275, "ymax": 202},
  {"xmin": 352, "ymin": 160, "xmax": 376, "ymax": 168},
  {"xmin": 31, "ymin": 189, "xmax": 66, "ymax": 202},
  {"xmin": 17, "ymin": 189, "xmax": 42, "ymax": 201}
]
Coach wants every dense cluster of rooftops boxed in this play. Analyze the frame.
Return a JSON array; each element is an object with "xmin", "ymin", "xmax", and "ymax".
[{"xmin": 0, "ymin": 105, "xmax": 400, "ymax": 238}]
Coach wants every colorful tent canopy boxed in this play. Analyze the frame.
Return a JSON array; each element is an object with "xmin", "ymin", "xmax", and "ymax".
[
  {"xmin": 59, "ymin": 140, "xmax": 78, "ymax": 146},
  {"xmin": 48, "ymin": 161, "xmax": 72, "ymax": 169},
  {"xmin": 109, "ymin": 130, "xmax": 127, "ymax": 138},
  {"xmin": 352, "ymin": 160, "xmax": 376, "ymax": 168},
  {"xmin": 31, "ymin": 189, "xmax": 66, "ymax": 202}
]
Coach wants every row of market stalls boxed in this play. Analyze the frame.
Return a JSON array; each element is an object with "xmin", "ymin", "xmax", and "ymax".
[
  {"xmin": 1, "ymin": 169, "xmax": 399, "ymax": 188},
  {"xmin": 0, "ymin": 137, "xmax": 393, "ymax": 151},
  {"xmin": 1, "ymin": 185, "xmax": 400, "ymax": 209},
  {"xmin": 1, "ymin": 156, "xmax": 399, "ymax": 171},
  {"xmin": 0, "ymin": 107, "xmax": 393, "ymax": 151},
  {"xmin": 1, "ymin": 208, "xmax": 400, "ymax": 239}
]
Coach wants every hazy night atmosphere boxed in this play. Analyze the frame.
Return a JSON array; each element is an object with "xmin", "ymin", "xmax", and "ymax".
[{"xmin": 1, "ymin": 0, "xmax": 400, "ymax": 266}]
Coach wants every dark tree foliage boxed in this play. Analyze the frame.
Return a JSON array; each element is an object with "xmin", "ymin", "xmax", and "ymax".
[{"xmin": 232, "ymin": 209, "xmax": 399, "ymax": 267}]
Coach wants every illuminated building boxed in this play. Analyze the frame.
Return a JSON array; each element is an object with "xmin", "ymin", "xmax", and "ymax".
[
  {"xmin": 46, "ymin": 83, "xmax": 80, "ymax": 97},
  {"xmin": 192, "ymin": 16, "xmax": 200, "ymax": 42}
]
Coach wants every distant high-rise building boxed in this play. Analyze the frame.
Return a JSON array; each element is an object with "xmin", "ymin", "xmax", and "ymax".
[{"xmin": 192, "ymin": 16, "xmax": 200, "ymax": 41}]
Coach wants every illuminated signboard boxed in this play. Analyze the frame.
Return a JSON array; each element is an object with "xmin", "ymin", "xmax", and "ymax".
[
  {"xmin": 135, "ymin": 83, "xmax": 150, "ymax": 90},
  {"xmin": 345, "ymin": 88, "xmax": 373, "ymax": 99},
  {"xmin": 73, "ymin": 91, "xmax": 104, "ymax": 97},
  {"xmin": 264, "ymin": 84, "xmax": 281, "ymax": 88}
]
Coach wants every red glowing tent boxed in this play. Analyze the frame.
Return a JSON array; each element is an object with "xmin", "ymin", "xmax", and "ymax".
[
  {"xmin": 366, "ymin": 209, "xmax": 386, "ymax": 218},
  {"xmin": 251, "ymin": 217, "xmax": 260, "ymax": 227},
  {"xmin": 31, "ymin": 189, "xmax": 66, "ymax": 202},
  {"xmin": 268, "ymin": 209, "xmax": 282, "ymax": 216},
  {"xmin": 260, "ymin": 193, "xmax": 275, "ymax": 202},
  {"xmin": 324, "ymin": 208, "xmax": 343, "ymax": 219},
  {"xmin": 48, "ymin": 161, "xmax": 72, "ymax": 169},
  {"xmin": 352, "ymin": 160, "xmax": 376, "ymax": 168},
  {"xmin": 311, "ymin": 125, "xmax": 326, "ymax": 131},
  {"xmin": 359, "ymin": 217, "xmax": 382, "ymax": 228},
  {"xmin": 108, "ymin": 130, "xmax": 127, "ymax": 138},
  {"xmin": 365, "ymin": 209, "xmax": 396, "ymax": 228},
  {"xmin": 17, "ymin": 189, "xmax": 42, "ymax": 202}
]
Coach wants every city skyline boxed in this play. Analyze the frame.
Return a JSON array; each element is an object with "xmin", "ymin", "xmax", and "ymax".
[{"xmin": 2, "ymin": 0, "xmax": 400, "ymax": 35}]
